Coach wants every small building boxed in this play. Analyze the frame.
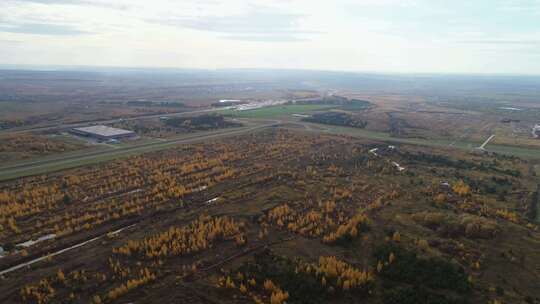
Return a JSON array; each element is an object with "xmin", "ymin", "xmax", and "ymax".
[
  {"xmin": 71, "ymin": 125, "xmax": 136, "ymax": 140},
  {"xmin": 533, "ymin": 124, "xmax": 540, "ymax": 138},
  {"xmin": 392, "ymin": 161, "xmax": 406, "ymax": 172},
  {"xmin": 440, "ymin": 181, "xmax": 450, "ymax": 188},
  {"xmin": 368, "ymin": 148, "xmax": 379, "ymax": 156},
  {"xmin": 219, "ymin": 99, "xmax": 242, "ymax": 103}
]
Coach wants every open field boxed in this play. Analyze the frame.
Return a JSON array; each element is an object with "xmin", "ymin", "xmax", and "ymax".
[
  {"xmin": 0, "ymin": 69, "xmax": 298, "ymax": 131},
  {"xmin": 0, "ymin": 100, "xmax": 183, "ymax": 131},
  {"xmin": 109, "ymin": 114, "xmax": 242, "ymax": 138},
  {"xmin": 0, "ymin": 120, "xmax": 275, "ymax": 181},
  {"xmin": 1, "ymin": 70, "xmax": 540, "ymax": 304},
  {"xmin": 223, "ymin": 98, "xmax": 540, "ymax": 159},
  {"xmin": 335, "ymin": 92, "xmax": 540, "ymax": 150},
  {"xmin": 221, "ymin": 104, "xmax": 334, "ymax": 119},
  {"xmin": 296, "ymin": 122, "xmax": 540, "ymax": 159},
  {"xmin": 1, "ymin": 110, "xmax": 538, "ymax": 183},
  {"xmin": 0, "ymin": 128, "xmax": 538, "ymax": 304},
  {"xmin": 0, "ymin": 133, "xmax": 95, "ymax": 163}
]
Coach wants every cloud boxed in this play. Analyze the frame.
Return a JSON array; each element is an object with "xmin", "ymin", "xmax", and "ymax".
[
  {"xmin": 7, "ymin": 0, "xmax": 127, "ymax": 9},
  {"xmin": 0, "ymin": 23, "xmax": 90, "ymax": 35},
  {"xmin": 220, "ymin": 34, "xmax": 309, "ymax": 42},
  {"xmin": 459, "ymin": 39, "xmax": 540, "ymax": 45},
  {"xmin": 153, "ymin": 5, "xmax": 316, "ymax": 41},
  {"xmin": 0, "ymin": 39, "xmax": 22, "ymax": 45},
  {"xmin": 1, "ymin": 0, "xmax": 539, "ymax": 73},
  {"xmin": 498, "ymin": 0, "xmax": 540, "ymax": 12},
  {"xmin": 10, "ymin": 0, "xmax": 87, "ymax": 3}
]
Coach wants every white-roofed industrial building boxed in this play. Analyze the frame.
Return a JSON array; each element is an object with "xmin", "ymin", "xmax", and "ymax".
[{"xmin": 71, "ymin": 125, "xmax": 136, "ymax": 140}]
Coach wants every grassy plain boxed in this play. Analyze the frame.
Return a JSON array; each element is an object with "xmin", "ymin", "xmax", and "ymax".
[{"xmin": 221, "ymin": 104, "xmax": 333, "ymax": 118}]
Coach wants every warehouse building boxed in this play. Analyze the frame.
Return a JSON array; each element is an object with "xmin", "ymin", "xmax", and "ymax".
[{"xmin": 71, "ymin": 125, "xmax": 136, "ymax": 140}]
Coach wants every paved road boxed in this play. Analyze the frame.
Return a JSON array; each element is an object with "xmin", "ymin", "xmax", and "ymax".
[
  {"xmin": 0, "ymin": 106, "xmax": 231, "ymax": 136},
  {"xmin": 0, "ymin": 121, "xmax": 279, "ymax": 181},
  {"xmin": 478, "ymin": 134, "xmax": 496, "ymax": 150}
]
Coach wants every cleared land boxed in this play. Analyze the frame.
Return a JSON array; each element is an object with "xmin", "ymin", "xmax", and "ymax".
[
  {"xmin": 0, "ymin": 129, "xmax": 538, "ymax": 304},
  {"xmin": 1, "ymin": 71, "xmax": 540, "ymax": 304},
  {"xmin": 2, "ymin": 102, "xmax": 539, "ymax": 182},
  {"xmin": 0, "ymin": 120, "xmax": 275, "ymax": 181},
  {"xmin": 0, "ymin": 134, "xmax": 94, "ymax": 163},
  {"xmin": 221, "ymin": 104, "xmax": 334, "ymax": 118}
]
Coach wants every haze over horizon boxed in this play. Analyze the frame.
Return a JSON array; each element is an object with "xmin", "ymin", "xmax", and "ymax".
[{"xmin": 1, "ymin": 0, "xmax": 540, "ymax": 75}]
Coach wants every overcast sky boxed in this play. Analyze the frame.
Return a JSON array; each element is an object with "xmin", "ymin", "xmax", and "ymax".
[{"xmin": 1, "ymin": 0, "xmax": 539, "ymax": 74}]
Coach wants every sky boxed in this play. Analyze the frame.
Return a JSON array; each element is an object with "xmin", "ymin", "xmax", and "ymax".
[{"xmin": 0, "ymin": 0, "xmax": 539, "ymax": 74}]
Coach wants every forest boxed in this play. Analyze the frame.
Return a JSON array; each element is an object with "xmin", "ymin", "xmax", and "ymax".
[
  {"xmin": 0, "ymin": 129, "xmax": 538, "ymax": 304},
  {"xmin": 302, "ymin": 112, "xmax": 368, "ymax": 128},
  {"xmin": 164, "ymin": 114, "xmax": 242, "ymax": 131}
]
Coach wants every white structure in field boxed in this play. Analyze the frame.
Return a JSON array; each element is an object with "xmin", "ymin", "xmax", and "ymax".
[
  {"xmin": 219, "ymin": 99, "xmax": 242, "ymax": 103},
  {"xmin": 533, "ymin": 124, "xmax": 540, "ymax": 138},
  {"xmin": 368, "ymin": 148, "xmax": 379, "ymax": 156},
  {"xmin": 392, "ymin": 162, "xmax": 406, "ymax": 172},
  {"xmin": 71, "ymin": 125, "xmax": 136, "ymax": 140}
]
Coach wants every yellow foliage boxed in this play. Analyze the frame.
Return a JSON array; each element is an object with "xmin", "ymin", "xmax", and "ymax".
[
  {"xmin": 416, "ymin": 239, "xmax": 429, "ymax": 251},
  {"xmin": 20, "ymin": 278, "xmax": 56, "ymax": 304},
  {"xmin": 389, "ymin": 252, "xmax": 396, "ymax": 264},
  {"xmin": 107, "ymin": 268, "xmax": 156, "ymax": 301},
  {"xmin": 114, "ymin": 215, "xmax": 244, "ymax": 258},
  {"xmin": 311, "ymin": 256, "xmax": 373, "ymax": 291},
  {"xmin": 452, "ymin": 180, "xmax": 470, "ymax": 196},
  {"xmin": 392, "ymin": 231, "xmax": 401, "ymax": 242},
  {"xmin": 92, "ymin": 295, "xmax": 102, "ymax": 304},
  {"xmin": 56, "ymin": 269, "xmax": 65, "ymax": 282},
  {"xmin": 0, "ymin": 146, "xmax": 237, "ymax": 242},
  {"xmin": 376, "ymin": 261, "xmax": 383, "ymax": 272},
  {"xmin": 495, "ymin": 209, "xmax": 518, "ymax": 223},
  {"xmin": 270, "ymin": 289, "xmax": 289, "ymax": 304},
  {"xmin": 323, "ymin": 214, "xmax": 369, "ymax": 244},
  {"xmin": 225, "ymin": 276, "xmax": 235, "ymax": 289},
  {"xmin": 434, "ymin": 193, "xmax": 446, "ymax": 205},
  {"xmin": 239, "ymin": 283, "xmax": 248, "ymax": 294},
  {"xmin": 264, "ymin": 279, "xmax": 276, "ymax": 291}
]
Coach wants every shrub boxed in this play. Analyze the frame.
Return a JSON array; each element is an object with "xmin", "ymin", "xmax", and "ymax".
[
  {"xmin": 374, "ymin": 244, "xmax": 471, "ymax": 293},
  {"xmin": 383, "ymin": 286, "xmax": 468, "ymax": 304}
]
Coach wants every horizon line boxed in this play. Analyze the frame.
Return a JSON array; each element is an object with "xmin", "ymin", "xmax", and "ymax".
[{"xmin": 0, "ymin": 64, "xmax": 539, "ymax": 77}]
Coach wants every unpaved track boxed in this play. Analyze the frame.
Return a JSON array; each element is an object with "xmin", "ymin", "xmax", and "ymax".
[{"xmin": 0, "ymin": 225, "xmax": 136, "ymax": 276}]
